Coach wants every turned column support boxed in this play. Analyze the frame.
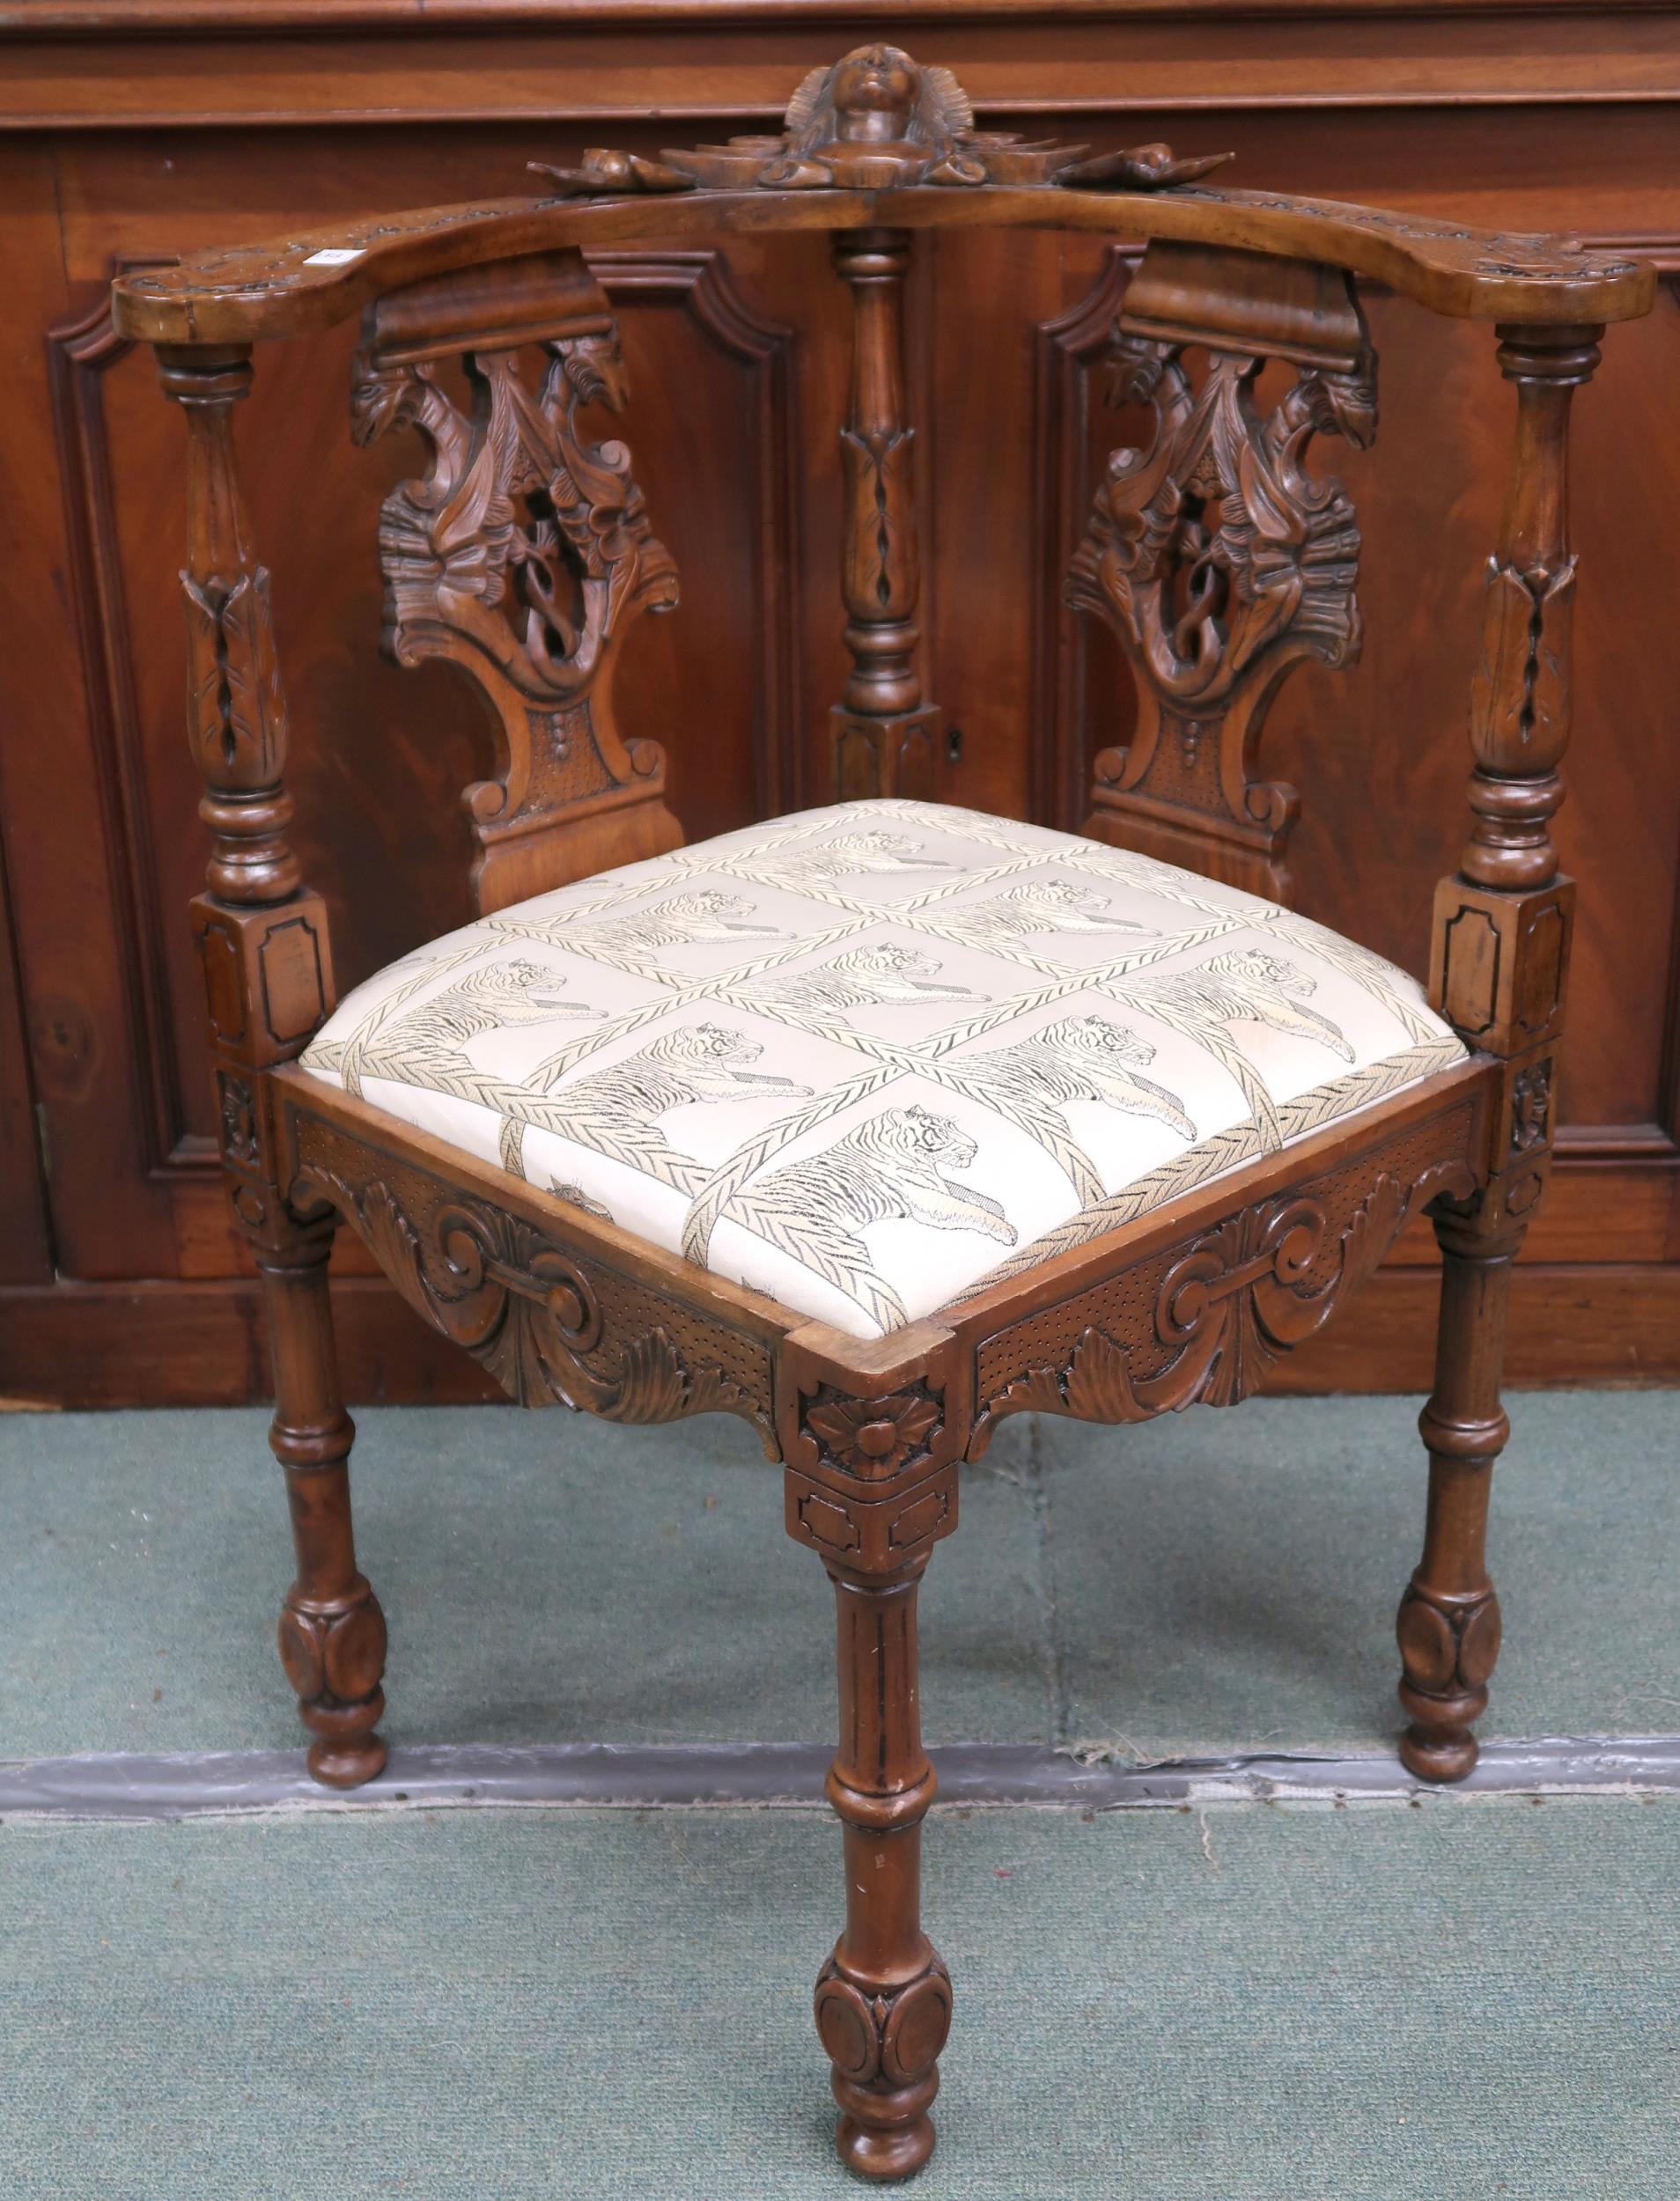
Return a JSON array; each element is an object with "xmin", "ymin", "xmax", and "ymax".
[
  {"xmin": 1456, "ymin": 322, "xmax": 1601, "ymax": 895},
  {"xmin": 1429, "ymin": 320, "xmax": 1598, "ymax": 1148},
  {"xmin": 158, "ymin": 342, "xmax": 383, "ymax": 1787},
  {"xmin": 156, "ymin": 345, "xmax": 300, "ymax": 907},
  {"xmin": 1406, "ymin": 321, "xmax": 1599, "ymax": 1781},
  {"xmin": 830, "ymin": 226, "xmax": 940, "ymax": 801}
]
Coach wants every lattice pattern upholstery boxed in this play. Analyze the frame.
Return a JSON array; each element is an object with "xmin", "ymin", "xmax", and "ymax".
[{"xmin": 299, "ymin": 800, "xmax": 1465, "ymax": 1337}]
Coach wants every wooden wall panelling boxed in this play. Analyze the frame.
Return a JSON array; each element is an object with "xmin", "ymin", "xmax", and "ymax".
[
  {"xmin": 8, "ymin": 9, "xmax": 1680, "ymax": 129},
  {"xmin": 590, "ymin": 247, "xmax": 803, "ymax": 835},
  {"xmin": 47, "ymin": 267, "xmax": 214, "ymax": 1197},
  {"xmin": 4, "ymin": 21, "xmax": 1680, "ymax": 1398},
  {"xmin": 4, "ymin": 145, "xmax": 183, "ymax": 1286},
  {"xmin": 1031, "ymin": 239, "xmax": 1137, "ymax": 835},
  {"xmin": 925, "ymin": 222, "xmax": 1068, "ymax": 826},
  {"xmin": 0, "ymin": 818, "xmax": 49, "ymax": 1292},
  {"xmin": 0, "ymin": 148, "xmax": 57, "ymax": 1291}
]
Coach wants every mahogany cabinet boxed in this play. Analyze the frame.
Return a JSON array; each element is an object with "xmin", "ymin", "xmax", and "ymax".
[{"xmin": 4, "ymin": 1, "xmax": 1679, "ymax": 1403}]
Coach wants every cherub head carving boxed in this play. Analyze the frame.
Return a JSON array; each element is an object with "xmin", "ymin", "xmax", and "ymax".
[
  {"xmin": 827, "ymin": 45, "xmax": 922, "ymax": 144},
  {"xmin": 761, "ymin": 43, "xmax": 984, "ymax": 188}
]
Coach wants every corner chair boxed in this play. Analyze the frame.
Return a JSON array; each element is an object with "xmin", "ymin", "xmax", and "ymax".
[{"xmin": 113, "ymin": 44, "xmax": 1653, "ymax": 2182}]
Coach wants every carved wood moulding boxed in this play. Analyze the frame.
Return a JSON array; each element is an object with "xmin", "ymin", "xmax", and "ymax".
[
  {"xmin": 285, "ymin": 1104, "xmax": 778, "ymax": 1451},
  {"xmin": 110, "ymin": 46, "xmax": 1654, "ymax": 349},
  {"xmin": 968, "ymin": 1100, "xmax": 1478, "ymax": 1454}
]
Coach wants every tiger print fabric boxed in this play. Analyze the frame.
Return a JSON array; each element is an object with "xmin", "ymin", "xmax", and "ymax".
[{"xmin": 300, "ymin": 800, "xmax": 1465, "ymax": 1339}]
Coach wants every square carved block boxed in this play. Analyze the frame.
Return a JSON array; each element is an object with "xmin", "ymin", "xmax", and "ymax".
[
  {"xmin": 832, "ymin": 704, "xmax": 942, "ymax": 803},
  {"xmin": 784, "ymin": 1461, "xmax": 960, "ymax": 1572},
  {"xmin": 192, "ymin": 889, "xmax": 336, "ymax": 1067},
  {"xmin": 1430, "ymin": 875, "xmax": 1573, "ymax": 1056}
]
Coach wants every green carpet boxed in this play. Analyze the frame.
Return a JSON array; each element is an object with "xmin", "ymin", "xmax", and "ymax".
[
  {"xmin": 4, "ymin": 1395, "xmax": 1677, "ymax": 1763},
  {"xmin": 4, "ymin": 1797, "xmax": 1675, "ymax": 2198},
  {"xmin": 1039, "ymin": 1391, "xmax": 1680, "ymax": 1759}
]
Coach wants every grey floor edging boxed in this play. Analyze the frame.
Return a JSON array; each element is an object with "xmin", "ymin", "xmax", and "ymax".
[{"xmin": 4, "ymin": 1735, "xmax": 1679, "ymax": 1822}]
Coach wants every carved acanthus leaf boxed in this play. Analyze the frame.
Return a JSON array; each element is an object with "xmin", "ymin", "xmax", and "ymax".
[
  {"xmin": 527, "ymin": 151, "xmax": 697, "ymax": 200},
  {"xmin": 352, "ymin": 324, "xmax": 677, "ymax": 709},
  {"xmin": 1066, "ymin": 313, "xmax": 1376, "ymax": 867},
  {"xmin": 973, "ymin": 1161, "xmax": 1468, "ymax": 1449},
  {"xmin": 1068, "ymin": 334, "xmax": 1375, "ymax": 710},
  {"xmin": 181, "ymin": 565, "xmax": 287, "ymax": 784},
  {"xmin": 303, "ymin": 1169, "xmax": 776, "ymax": 1453}
]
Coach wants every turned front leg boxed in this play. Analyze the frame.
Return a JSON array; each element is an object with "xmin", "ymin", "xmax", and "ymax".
[
  {"xmin": 1410, "ymin": 323, "xmax": 1598, "ymax": 1782},
  {"xmin": 1396, "ymin": 1227, "xmax": 1513, "ymax": 1781},
  {"xmin": 815, "ymin": 1555, "xmax": 951, "ymax": 2183},
  {"xmin": 260, "ymin": 1234, "xmax": 387, "ymax": 1788}
]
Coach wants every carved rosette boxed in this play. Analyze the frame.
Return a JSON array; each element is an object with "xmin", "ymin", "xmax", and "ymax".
[
  {"xmin": 294, "ymin": 1147, "xmax": 776, "ymax": 1452},
  {"xmin": 217, "ymin": 1070, "xmax": 261, "ymax": 1168},
  {"xmin": 972, "ymin": 1144, "xmax": 1476, "ymax": 1454},
  {"xmin": 1508, "ymin": 1059, "xmax": 1551, "ymax": 1153},
  {"xmin": 803, "ymin": 1386, "xmax": 944, "ymax": 1478},
  {"xmin": 785, "ymin": 1371, "xmax": 959, "ymax": 1578}
]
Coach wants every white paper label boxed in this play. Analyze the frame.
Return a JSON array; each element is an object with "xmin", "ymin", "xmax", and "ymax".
[{"xmin": 303, "ymin": 247, "xmax": 364, "ymax": 268}]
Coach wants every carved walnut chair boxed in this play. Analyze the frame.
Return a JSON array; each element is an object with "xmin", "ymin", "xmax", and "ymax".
[{"xmin": 114, "ymin": 46, "xmax": 1652, "ymax": 2183}]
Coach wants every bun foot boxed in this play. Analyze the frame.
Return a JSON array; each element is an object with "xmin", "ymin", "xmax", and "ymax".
[
  {"xmin": 835, "ymin": 2107, "xmax": 936, "ymax": 2183},
  {"xmin": 1398, "ymin": 1723, "xmax": 1477, "ymax": 1784},
  {"xmin": 306, "ymin": 1730, "xmax": 388, "ymax": 1789},
  {"xmin": 299, "ymin": 1677, "xmax": 388, "ymax": 1789}
]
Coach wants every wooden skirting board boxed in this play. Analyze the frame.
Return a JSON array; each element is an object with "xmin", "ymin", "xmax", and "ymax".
[
  {"xmin": 4, "ymin": 1264, "xmax": 1680, "ymax": 1409},
  {"xmin": 4, "ymin": 1735, "xmax": 1679, "ymax": 1822}
]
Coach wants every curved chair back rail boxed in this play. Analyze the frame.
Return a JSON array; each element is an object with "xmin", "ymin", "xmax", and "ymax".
[
  {"xmin": 113, "ymin": 40, "xmax": 1657, "ymax": 2185},
  {"xmin": 113, "ymin": 180, "xmax": 1650, "ymax": 347}
]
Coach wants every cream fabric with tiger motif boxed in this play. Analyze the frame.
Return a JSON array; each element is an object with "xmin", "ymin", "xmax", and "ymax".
[{"xmin": 300, "ymin": 800, "xmax": 1465, "ymax": 1339}]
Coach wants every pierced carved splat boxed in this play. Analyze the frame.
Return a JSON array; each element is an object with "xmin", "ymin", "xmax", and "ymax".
[
  {"xmin": 351, "ymin": 249, "xmax": 680, "ymax": 910},
  {"xmin": 1067, "ymin": 243, "xmax": 1377, "ymax": 900}
]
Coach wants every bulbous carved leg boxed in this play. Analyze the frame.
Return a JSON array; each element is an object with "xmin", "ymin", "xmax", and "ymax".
[
  {"xmin": 815, "ymin": 1557, "xmax": 950, "ymax": 2182},
  {"xmin": 259, "ymin": 1235, "xmax": 387, "ymax": 1789},
  {"xmin": 1397, "ymin": 1214, "xmax": 1515, "ymax": 1782}
]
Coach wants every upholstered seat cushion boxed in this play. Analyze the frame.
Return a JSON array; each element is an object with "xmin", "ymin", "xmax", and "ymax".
[{"xmin": 299, "ymin": 799, "xmax": 1465, "ymax": 1339}]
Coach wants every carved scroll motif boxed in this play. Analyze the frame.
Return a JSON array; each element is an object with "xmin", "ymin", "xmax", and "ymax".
[
  {"xmin": 299, "ymin": 1161, "xmax": 777, "ymax": 1451},
  {"xmin": 351, "ymin": 268, "xmax": 679, "ymax": 903},
  {"xmin": 971, "ymin": 1156, "xmax": 1472, "ymax": 1451},
  {"xmin": 1067, "ymin": 278, "xmax": 1377, "ymax": 894}
]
